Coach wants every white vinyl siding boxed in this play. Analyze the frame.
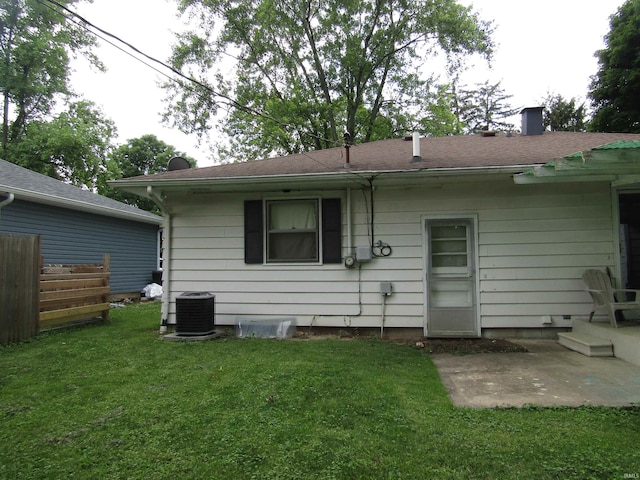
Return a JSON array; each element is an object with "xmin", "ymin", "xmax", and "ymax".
[
  {"xmin": 165, "ymin": 178, "xmax": 612, "ymax": 331},
  {"xmin": 1, "ymin": 199, "xmax": 159, "ymax": 294}
]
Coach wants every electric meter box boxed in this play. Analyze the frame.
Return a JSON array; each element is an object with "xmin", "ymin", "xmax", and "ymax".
[{"xmin": 356, "ymin": 245, "xmax": 372, "ymax": 263}]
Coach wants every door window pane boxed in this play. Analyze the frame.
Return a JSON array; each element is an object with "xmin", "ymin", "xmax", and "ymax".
[
  {"xmin": 430, "ymin": 225, "xmax": 468, "ymax": 268},
  {"xmin": 430, "ymin": 280, "xmax": 473, "ymax": 307}
]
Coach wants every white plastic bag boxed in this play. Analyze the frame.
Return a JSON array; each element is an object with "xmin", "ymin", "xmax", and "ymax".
[{"xmin": 142, "ymin": 283, "xmax": 163, "ymax": 299}]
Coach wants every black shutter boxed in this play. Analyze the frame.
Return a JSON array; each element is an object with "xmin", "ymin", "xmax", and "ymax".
[
  {"xmin": 322, "ymin": 198, "xmax": 342, "ymax": 264},
  {"xmin": 244, "ymin": 200, "xmax": 263, "ymax": 263}
]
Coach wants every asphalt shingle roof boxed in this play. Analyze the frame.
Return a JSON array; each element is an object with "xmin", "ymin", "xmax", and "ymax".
[
  {"xmin": 117, "ymin": 131, "xmax": 640, "ymax": 183},
  {"xmin": 0, "ymin": 159, "xmax": 162, "ymax": 224}
]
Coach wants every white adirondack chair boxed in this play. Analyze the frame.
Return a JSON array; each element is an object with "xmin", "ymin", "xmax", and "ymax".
[{"xmin": 582, "ymin": 269, "xmax": 640, "ymax": 328}]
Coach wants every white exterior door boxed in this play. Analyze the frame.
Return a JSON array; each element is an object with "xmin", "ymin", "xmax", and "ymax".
[{"xmin": 425, "ymin": 216, "xmax": 480, "ymax": 337}]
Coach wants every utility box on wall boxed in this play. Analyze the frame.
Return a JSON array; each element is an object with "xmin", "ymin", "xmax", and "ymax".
[
  {"xmin": 356, "ymin": 245, "xmax": 372, "ymax": 263},
  {"xmin": 380, "ymin": 281, "xmax": 393, "ymax": 296}
]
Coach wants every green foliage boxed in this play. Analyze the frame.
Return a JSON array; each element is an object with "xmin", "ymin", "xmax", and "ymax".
[
  {"xmin": 456, "ymin": 80, "xmax": 520, "ymax": 133},
  {"xmin": 102, "ymin": 135, "xmax": 196, "ymax": 212},
  {"xmin": 0, "ymin": 0, "xmax": 102, "ymax": 148},
  {"xmin": 1, "ymin": 302, "xmax": 639, "ymax": 479},
  {"xmin": 6, "ymin": 100, "xmax": 117, "ymax": 190},
  {"xmin": 0, "ymin": 0, "xmax": 120, "ymax": 193},
  {"xmin": 541, "ymin": 93, "xmax": 588, "ymax": 132},
  {"xmin": 164, "ymin": 0, "xmax": 494, "ymax": 161},
  {"xmin": 589, "ymin": 0, "xmax": 640, "ymax": 132}
]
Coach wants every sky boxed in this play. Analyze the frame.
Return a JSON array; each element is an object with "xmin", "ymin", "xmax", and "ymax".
[{"xmin": 70, "ymin": 0, "xmax": 627, "ymax": 167}]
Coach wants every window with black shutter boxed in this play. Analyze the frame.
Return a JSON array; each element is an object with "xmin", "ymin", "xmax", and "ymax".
[{"xmin": 244, "ymin": 198, "xmax": 341, "ymax": 264}]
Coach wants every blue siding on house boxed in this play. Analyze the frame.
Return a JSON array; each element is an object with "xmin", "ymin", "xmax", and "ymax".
[{"xmin": 0, "ymin": 200, "xmax": 159, "ymax": 294}]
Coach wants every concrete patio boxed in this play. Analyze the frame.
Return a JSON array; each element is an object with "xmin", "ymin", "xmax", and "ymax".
[{"xmin": 432, "ymin": 338, "xmax": 640, "ymax": 408}]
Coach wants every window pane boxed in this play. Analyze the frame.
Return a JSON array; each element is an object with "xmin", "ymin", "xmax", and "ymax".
[
  {"xmin": 430, "ymin": 280, "xmax": 473, "ymax": 307},
  {"xmin": 269, "ymin": 232, "xmax": 318, "ymax": 261},
  {"xmin": 431, "ymin": 253, "xmax": 467, "ymax": 267},
  {"xmin": 267, "ymin": 199, "xmax": 319, "ymax": 262},
  {"xmin": 431, "ymin": 239, "xmax": 467, "ymax": 254},
  {"xmin": 269, "ymin": 200, "xmax": 317, "ymax": 230},
  {"xmin": 431, "ymin": 225, "xmax": 466, "ymax": 239},
  {"xmin": 430, "ymin": 224, "xmax": 468, "ymax": 268}
]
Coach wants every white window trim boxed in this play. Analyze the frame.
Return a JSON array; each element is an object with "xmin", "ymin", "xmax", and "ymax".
[{"xmin": 263, "ymin": 197, "xmax": 323, "ymax": 265}]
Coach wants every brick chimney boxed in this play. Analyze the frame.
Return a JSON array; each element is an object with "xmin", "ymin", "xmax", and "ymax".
[{"xmin": 520, "ymin": 107, "xmax": 544, "ymax": 136}]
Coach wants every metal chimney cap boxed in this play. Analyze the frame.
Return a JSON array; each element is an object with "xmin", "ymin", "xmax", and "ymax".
[
  {"xmin": 520, "ymin": 106, "xmax": 544, "ymax": 114},
  {"xmin": 521, "ymin": 107, "xmax": 545, "ymax": 136}
]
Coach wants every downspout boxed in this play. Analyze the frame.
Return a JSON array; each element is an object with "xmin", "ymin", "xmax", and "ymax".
[
  {"xmin": 346, "ymin": 187, "xmax": 352, "ymax": 253},
  {"xmin": 0, "ymin": 192, "xmax": 14, "ymax": 210},
  {"xmin": 0, "ymin": 192, "xmax": 15, "ymax": 222},
  {"xmin": 147, "ymin": 186, "xmax": 171, "ymax": 333}
]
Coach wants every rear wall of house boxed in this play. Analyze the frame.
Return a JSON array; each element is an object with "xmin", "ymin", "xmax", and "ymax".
[
  {"xmin": 0, "ymin": 200, "xmax": 159, "ymax": 295},
  {"xmin": 164, "ymin": 177, "xmax": 614, "ymax": 334}
]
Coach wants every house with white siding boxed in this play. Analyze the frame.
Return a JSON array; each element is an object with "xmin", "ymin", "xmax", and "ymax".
[
  {"xmin": 0, "ymin": 159, "xmax": 163, "ymax": 298},
  {"xmin": 113, "ymin": 108, "xmax": 640, "ymax": 338}
]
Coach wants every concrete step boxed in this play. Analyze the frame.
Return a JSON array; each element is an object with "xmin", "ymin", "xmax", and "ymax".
[{"xmin": 557, "ymin": 332, "xmax": 614, "ymax": 357}]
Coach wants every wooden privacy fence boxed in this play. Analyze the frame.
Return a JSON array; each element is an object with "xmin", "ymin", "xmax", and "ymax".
[
  {"xmin": 0, "ymin": 234, "xmax": 41, "ymax": 345},
  {"xmin": 40, "ymin": 255, "xmax": 111, "ymax": 328}
]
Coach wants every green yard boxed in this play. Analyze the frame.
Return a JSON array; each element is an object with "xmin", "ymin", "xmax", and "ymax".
[{"xmin": 1, "ymin": 302, "xmax": 638, "ymax": 479}]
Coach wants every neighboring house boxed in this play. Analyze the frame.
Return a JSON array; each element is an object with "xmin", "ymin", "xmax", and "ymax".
[
  {"xmin": 0, "ymin": 159, "xmax": 163, "ymax": 298},
  {"xmin": 112, "ymin": 108, "xmax": 640, "ymax": 337}
]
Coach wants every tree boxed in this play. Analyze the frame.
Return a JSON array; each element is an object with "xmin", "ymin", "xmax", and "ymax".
[
  {"xmin": 1, "ymin": 0, "xmax": 102, "ymax": 152},
  {"xmin": 589, "ymin": 0, "xmax": 640, "ymax": 133},
  {"xmin": 101, "ymin": 135, "xmax": 196, "ymax": 212},
  {"xmin": 541, "ymin": 93, "xmax": 587, "ymax": 132},
  {"xmin": 456, "ymin": 80, "xmax": 520, "ymax": 133},
  {"xmin": 7, "ymin": 100, "xmax": 117, "ymax": 190},
  {"xmin": 163, "ymin": 0, "xmax": 494, "ymax": 161}
]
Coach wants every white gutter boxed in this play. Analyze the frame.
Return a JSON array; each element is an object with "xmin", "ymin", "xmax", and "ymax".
[
  {"xmin": 147, "ymin": 186, "xmax": 172, "ymax": 333},
  {"xmin": 0, "ymin": 185, "xmax": 161, "ymax": 225},
  {"xmin": 112, "ymin": 165, "xmax": 534, "ymax": 193},
  {"xmin": 115, "ymin": 164, "xmax": 535, "ymax": 186}
]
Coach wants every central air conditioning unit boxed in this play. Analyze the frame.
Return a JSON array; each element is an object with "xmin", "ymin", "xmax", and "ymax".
[{"xmin": 175, "ymin": 292, "xmax": 215, "ymax": 335}]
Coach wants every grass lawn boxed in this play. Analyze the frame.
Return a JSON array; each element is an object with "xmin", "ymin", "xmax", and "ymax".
[{"xmin": 1, "ymin": 302, "xmax": 639, "ymax": 479}]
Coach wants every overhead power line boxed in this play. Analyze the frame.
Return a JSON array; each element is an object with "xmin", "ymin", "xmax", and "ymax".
[
  {"xmin": 36, "ymin": 0, "xmax": 368, "ymax": 181},
  {"xmin": 39, "ymin": 0, "xmax": 235, "ymax": 105}
]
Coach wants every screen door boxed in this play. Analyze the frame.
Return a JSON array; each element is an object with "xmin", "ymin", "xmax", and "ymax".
[{"xmin": 425, "ymin": 218, "xmax": 479, "ymax": 337}]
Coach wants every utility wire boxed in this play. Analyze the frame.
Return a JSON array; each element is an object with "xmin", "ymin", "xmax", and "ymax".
[
  {"xmin": 41, "ymin": 0, "xmax": 345, "ymax": 150},
  {"xmin": 44, "ymin": 4, "xmax": 175, "ymax": 86},
  {"xmin": 40, "ymin": 0, "xmax": 277, "ymax": 119},
  {"xmin": 37, "ymin": 0, "xmax": 373, "ymax": 187},
  {"xmin": 37, "ymin": 0, "xmax": 230, "ymax": 126}
]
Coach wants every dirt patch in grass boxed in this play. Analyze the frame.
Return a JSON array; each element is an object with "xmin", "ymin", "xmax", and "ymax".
[
  {"xmin": 415, "ymin": 338, "xmax": 528, "ymax": 355},
  {"xmin": 294, "ymin": 330, "xmax": 527, "ymax": 355}
]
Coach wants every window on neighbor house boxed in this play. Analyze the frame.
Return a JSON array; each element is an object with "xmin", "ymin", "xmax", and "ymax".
[{"xmin": 244, "ymin": 198, "xmax": 342, "ymax": 265}]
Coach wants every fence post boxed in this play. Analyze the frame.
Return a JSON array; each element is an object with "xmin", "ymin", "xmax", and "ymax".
[
  {"xmin": 0, "ymin": 234, "xmax": 40, "ymax": 344},
  {"xmin": 103, "ymin": 254, "xmax": 110, "ymax": 322}
]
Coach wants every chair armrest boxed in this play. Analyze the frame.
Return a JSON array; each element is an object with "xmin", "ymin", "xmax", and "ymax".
[
  {"xmin": 586, "ymin": 288, "xmax": 608, "ymax": 304},
  {"xmin": 612, "ymin": 289, "xmax": 640, "ymax": 303}
]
